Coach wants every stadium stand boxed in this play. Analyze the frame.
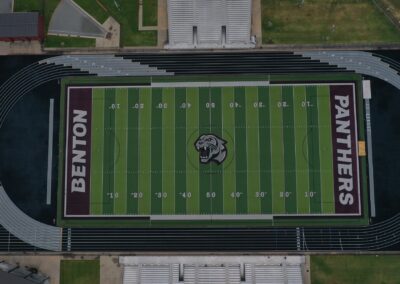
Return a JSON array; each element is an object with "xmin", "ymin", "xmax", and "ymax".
[
  {"xmin": 41, "ymin": 55, "xmax": 171, "ymax": 77},
  {"xmin": 184, "ymin": 264, "xmax": 241, "ymax": 284},
  {"xmin": 298, "ymin": 51, "xmax": 400, "ymax": 89},
  {"xmin": 123, "ymin": 264, "xmax": 180, "ymax": 284},
  {"xmin": 120, "ymin": 256, "xmax": 304, "ymax": 284},
  {"xmin": 166, "ymin": 0, "xmax": 254, "ymax": 48},
  {"xmin": 120, "ymin": 52, "xmax": 350, "ymax": 75},
  {"xmin": 244, "ymin": 264, "xmax": 303, "ymax": 284},
  {"xmin": 0, "ymin": 185, "xmax": 62, "ymax": 251}
]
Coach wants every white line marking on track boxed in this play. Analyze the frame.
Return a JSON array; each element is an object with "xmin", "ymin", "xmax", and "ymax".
[{"xmin": 46, "ymin": 98, "xmax": 54, "ymax": 205}]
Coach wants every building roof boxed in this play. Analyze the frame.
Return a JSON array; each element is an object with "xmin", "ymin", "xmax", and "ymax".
[
  {"xmin": 0, "ymin": 271, "xmax": 31, "ymax": 284},
  {"xmin": 0, "ymin": 12, "xmax": 40, "ymax": 38}
]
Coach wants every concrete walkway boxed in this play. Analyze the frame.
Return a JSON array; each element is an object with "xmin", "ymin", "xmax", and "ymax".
[
  {"xmin": 0, "ymin": 41, "xmax": 42, "ymax": 55},
  {"xmin": 96, "ymin": 17, "xmax": 120, "ymax": 48},
  {"xmin": 138, "ymin": 0, "xmax": 157, "ymax": 31},
  {"xmin": 49, "ymin": 0, "xmax": 107, "ymax": 38},
  {"xmin": 252, "ymin": 0, "xmax": 262, "ymax": 46},
  {"xmin": 157, "ymin": 0, "xmax": 168, "ymax": 47}
]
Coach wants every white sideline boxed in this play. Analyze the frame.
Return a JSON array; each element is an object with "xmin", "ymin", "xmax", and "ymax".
[
  {"xmin": 151, "ymin": 81, "xmax": 270, "ymax": 88},
  {"xmin": 46, "ymin": 99, "xmax": 54, "ymax": 205},
  {"xmin": 365, "ymin": 99, "xmax": 376, "ymax": 217}
]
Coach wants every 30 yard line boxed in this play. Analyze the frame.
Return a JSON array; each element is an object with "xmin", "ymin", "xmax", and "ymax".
[
  {"xmin": 162, "ymin": 87, "xmax": 175, "ymax": 214},
  {"xmin": 245, "ymin": 86, "xmax": 261, "ymax": 214},
  {"xmin": 258, "ymin": 86, "xmax": 272, "ymax": 214}
]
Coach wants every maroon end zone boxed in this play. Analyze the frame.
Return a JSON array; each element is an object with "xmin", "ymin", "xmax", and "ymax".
[
  {"xmin": 64, "ymin": 88, "xmax": 92, "ymax": 216},
  {"xmin": 330, "ymin": 84, "xmax": 361, "ymax": 215}
]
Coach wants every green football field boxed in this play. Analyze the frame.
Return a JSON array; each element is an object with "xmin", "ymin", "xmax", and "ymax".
[{"xmin": 62, "ymin": 80, "xmax": 362, "ymax": 219}]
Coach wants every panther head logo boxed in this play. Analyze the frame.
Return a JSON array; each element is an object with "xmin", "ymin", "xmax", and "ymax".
[{"xmin": 194, "ymin": 134, "xmax": 227, "ymax": 165}]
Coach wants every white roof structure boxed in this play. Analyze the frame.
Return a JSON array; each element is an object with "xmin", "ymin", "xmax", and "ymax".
[
  {"xmin": 166, "ymin": 0, "xmax": 254, "ymax": 49},
  {"xmin": 120, "ymin": 255, "xmax": 305, "ymax": 284}
]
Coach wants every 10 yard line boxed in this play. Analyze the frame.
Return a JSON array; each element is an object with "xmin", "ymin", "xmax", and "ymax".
[{"xmin": 46, "ymin": 99, "xmax": 54, "ymax": 205}]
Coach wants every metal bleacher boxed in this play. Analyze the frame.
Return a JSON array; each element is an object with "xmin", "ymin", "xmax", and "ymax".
[
  {"xmin": 121, "ymin": 256, "xmax": 305, "ymax": 284},
  {"xmin": 299, "ymin": 51, "xmax": 400, "ymax": 89},
  {"xmin": 184, "ymin": 264, "xmax": 241, "ymax": 284},
  {"xmin": 40, "ymin": 55, "xmax": 170, "ymax": 77},
  {"xmin": 166, "ymin": 0, "xmax": 253, "ymax": 48},
  {"xmin": 196, "ymin": 0, "xmax": 224, "ymax": 45},
  {"xmin": 226, "ymin": 0, "xmax": 251, "ymax": 44},
  {"xmin": 123, "ymin": 264, "xmax": 180, "ymax": 284}
]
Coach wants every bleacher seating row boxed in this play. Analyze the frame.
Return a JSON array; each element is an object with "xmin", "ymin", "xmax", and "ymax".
[
  {"xmin": 299, "ymin": 51, "xmax": 400, "ymax": 89},
  {"xmin": 40, "ymin": 55, "xmax": 170, "ymax": 77},
  {"xmin": 123, "ymin": 263, "xmax": 303, "ymax": 284},
  {"xmin": 167, "ymin": 0, "xmax": 253, "ymax": 48}
]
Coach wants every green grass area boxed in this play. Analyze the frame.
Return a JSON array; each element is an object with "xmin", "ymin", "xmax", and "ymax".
[
  {"xmin": 60, "ymin": 260, "xmax": 100, "ymax": 284},
  {"xmin": 311, "ymin": 255, "xmax": 400, "ymax": 284},
  {"xmin": 143, "ymin": 0, "xmax": 158, "ymax": 26},
  {"xmin": 261, "ymin": 0, "xmax": 400, "ymax": 44},
  {"xmin": 13, "ymin": 0, "xmax": 42, "ymax": 11},
  {"xmin": 44, "ymin": 35, "xmax": 95, "ymax": 48},
  {"xmin": 74, "ymin": 0, "xmax": 157, "ymax": 46},
  {"xmin": 74, "ymin": 0, "xmax": 109, "ymax": 23},
  {"xmin": 14, "ymin": 0, "xmax": 157, "ymax": 47}
]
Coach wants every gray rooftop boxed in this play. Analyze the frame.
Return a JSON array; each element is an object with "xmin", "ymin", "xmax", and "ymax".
[
  {"xmin": 0, "ymin": 0, "xmax": 13, "ymax": 13},
  {"xmin": 0, "ymin": 12, "xmax": 39, "ymax": 38},
  {"xmin": 0, "ymin": 271, "xmax": 31, "ymax": 284}
]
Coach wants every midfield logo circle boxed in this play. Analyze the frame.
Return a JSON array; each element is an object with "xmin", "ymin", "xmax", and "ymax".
[{"xmin": 194, "ymin": 134, "xmax": 227, "ymax": 165}]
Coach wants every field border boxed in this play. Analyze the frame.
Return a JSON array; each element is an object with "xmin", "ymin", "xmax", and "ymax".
[{"xmin": 57, "ymin": 73, "xmax": 369, "ymax": 228}]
